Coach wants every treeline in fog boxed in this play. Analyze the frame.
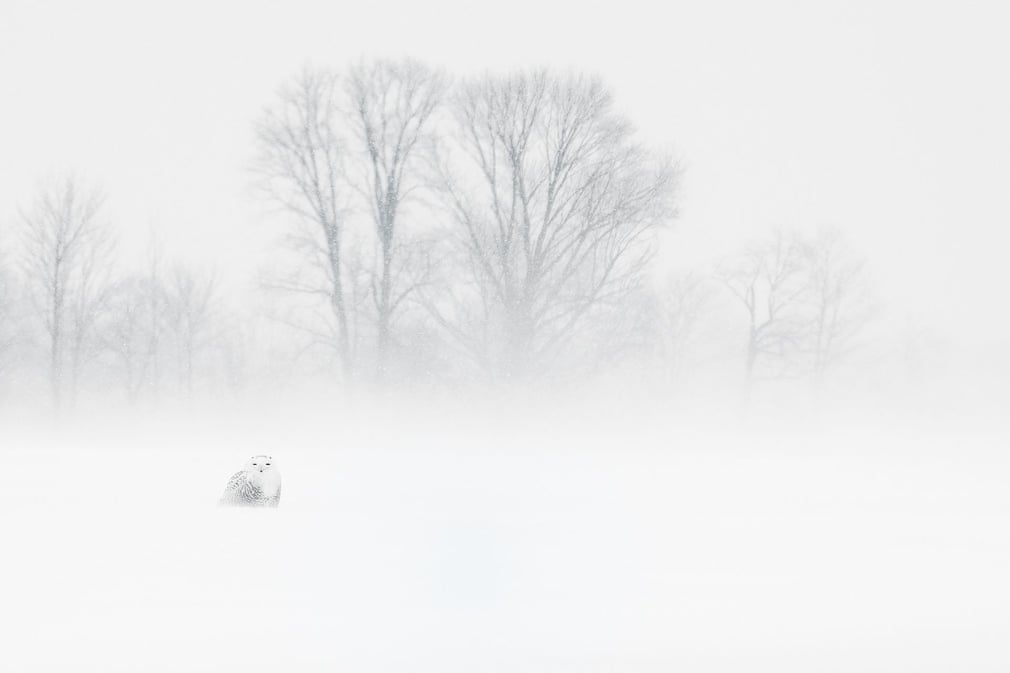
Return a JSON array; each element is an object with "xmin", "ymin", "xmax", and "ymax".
[{"xmin": 0, "ymin": 59, "xmax": 875, "ymax": 412}]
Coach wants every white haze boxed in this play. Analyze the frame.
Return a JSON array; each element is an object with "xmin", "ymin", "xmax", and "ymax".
[
  {"xmin": 2, "ymin": 396, "xmax": 1008, "ymax": 672},
  {"xmin": 2, "ymin": 1, "xmax": 1009, "ymax": 671}
]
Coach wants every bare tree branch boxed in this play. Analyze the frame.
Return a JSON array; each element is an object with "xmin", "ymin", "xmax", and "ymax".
[
  {"xmin": 20, "ymin": 176, "xmax": 116, "ymax": 412},
  {"xmin": 255, "ymin": 67, "xmax": 356, "ymax": 384},
  {"xmin": 346, "ymin": 58, "xmax": 446, "ymax": 383},
  {"xmin": 433, "ymin": 69, "xmax": 675, "ymax": 381}
]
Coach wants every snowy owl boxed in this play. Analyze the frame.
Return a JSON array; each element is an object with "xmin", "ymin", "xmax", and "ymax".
[{"xmin": 219, "ymin": 455, "xmax": 282, "ymax": 507}]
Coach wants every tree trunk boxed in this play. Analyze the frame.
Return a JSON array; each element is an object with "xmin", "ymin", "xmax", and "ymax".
[
  {"xmin": 324, "ymin": 224, "xmax": 353, "ymax": 386},
  {"xmin": 50, "ymin": 283, "xmax": 63, "ymax": 414},
  {"xmin": 376, "ymin": 223, "xmax": 393, "ymax": 384}
]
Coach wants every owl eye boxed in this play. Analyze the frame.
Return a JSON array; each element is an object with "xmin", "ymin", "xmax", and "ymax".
[{"xmin": 265, "ymin": 463, "xmax": 271, "ymax": 466}]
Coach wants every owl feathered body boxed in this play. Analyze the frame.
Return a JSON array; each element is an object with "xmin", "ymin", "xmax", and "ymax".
[{"xmin": 219, "ymin": 455, "xmax": 281, "ymax": 507}]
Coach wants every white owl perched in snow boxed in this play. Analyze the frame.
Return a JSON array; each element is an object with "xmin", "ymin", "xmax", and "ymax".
[{"xmin": 219, "ymin": 455, "xmax": 282, "ymax": 507}]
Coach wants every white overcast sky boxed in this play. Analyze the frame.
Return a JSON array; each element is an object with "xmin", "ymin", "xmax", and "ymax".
[{"xmin": 2, "ymin": 0, "xmax": 1008, "ymax": 352}]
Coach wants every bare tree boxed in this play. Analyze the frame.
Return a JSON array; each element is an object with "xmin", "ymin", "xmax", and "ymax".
[
  {"xmin": 165, "ymin": 264, "xmax": 217, "ymax": 397},
  {"xmin": 255, "ymin": 68, "xmax": 356, "ymax": 383},
  {"xmin": 718, "ymin": 229, "xmax": 809, "ymax": 390},
  {"xmin": 20, "ymin": 177, "xmax": 116, "ymax": 411},
  {"xmin": 653, "ymin": 271, "xmax": 715, "ymax": 382},
  {"xmin": 433, "ymin": 70, "xmax": 674, "ymax": 381},
  {"xmin": 104, "ymin": 275, "xmax": 156, "ymax": 402},
  {"xmin": 347, "ymin": 58, "xmax": 445, "ymax": 382},
  {"xmin": 102, "ymin": 242, "xmax": 222, "ymax": 403},
  {"xmin": 799, "ymin": 227, "xmax": 872, "ymax": 383},
  {"xmin": 102, "ymin": 240, "xmax": 172, "ymax": 404},
  {"xmin": 141, "ymin": 235, "xmax": 167, "ymax": 398},
  {"xmin": 67, "ymin": 230, "xmax": 116, "ymax": 402}
]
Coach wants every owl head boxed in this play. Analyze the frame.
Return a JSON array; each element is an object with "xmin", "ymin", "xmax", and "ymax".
[{"xmin": 245, "ymin": 455, "xmax": 277, "ymax": 474}]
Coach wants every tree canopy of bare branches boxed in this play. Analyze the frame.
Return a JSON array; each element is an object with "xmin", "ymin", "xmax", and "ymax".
[
  {"xmin": 255, "ymin": 68, "xmax": 355, "ymax": 383},
  {"xmin": 799, "ymin": 227, "xmax": 873, "ymax": 382},
  {"xmin": 347, "ymin": 58, "xmax": 445, "ymax": 381},
  {"xmin": 104, "ymin": 274, "xmax": 159, "ymax": 402},
  {"xmin": 652, "ymin": 271, "xmax": 715, "ymax": 382},
  {"xmin": 165, "ymin": 264, "xmax": 218, "ymax": 397},
  {"xmin": 434, "ymin": 70, "xmax": 675, "ymax": 381},
  {"xmin": 20, "ymin": 176, "xmax": 116, "ymax": 411},
  {"xmin": 719, "ymin": 227, "xmax": 872, "ymax": 391},
  {"xmin": 719, "ymin": 230, "xmax": 809, "ymax": 387},
  {"xmin": 103, "ymin": 244, "xmax": 222, "ymax": 403}
]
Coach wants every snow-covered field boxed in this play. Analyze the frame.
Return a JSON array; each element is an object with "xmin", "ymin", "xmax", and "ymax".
[{"xmin": 1, "ymin": 399, "xmax": 1007, "ymax": 672}]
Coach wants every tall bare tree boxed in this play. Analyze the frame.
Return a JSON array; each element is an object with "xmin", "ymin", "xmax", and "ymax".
[
  {"xmin": 799, "ymin": 227, "xmax": 872, "ymax": 383},
  {"xmin": 434, "ymin": 70, "xmax": 674, "ymax": 381},
  {"xmin": 104, "ymin": 275, "xmax": 156, "ymax": 402},
  {"xmin": 141, "ymin": 235, "xmax": 167, "ymax": 398},
  {"xmin": 653, "ymin": 271, "xmax": 715, "ymax": 382},
  {"xmin": 718, "ymin": 229, "xmax": 808, "ymax": 390},
  {"xmin": 102, "ymin": 240, "xmax": 171, "ymax": 404},
  {"xmin": 20, "ymin": 176, "xmax": 116, "ymax": 411},
  {"xmin": 67, "ymin": 230, "xmax": 116, "ymax": 401},
  {"xmin": 165, "ymin": 264, "xmax": 217, "ymax": 397},
  {"xmin": 347, "ymin": 58, "xmax": 445, "ymax": 382},
  {"xmin": 103, "ymin": 243, "xmax": 221, "ymax": 403},
  {"xmin": 256, "ymin": 68, "xmax": 355, "ymax": 383}
]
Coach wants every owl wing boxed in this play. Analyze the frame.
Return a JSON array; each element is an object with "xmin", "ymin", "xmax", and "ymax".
[{"xmin": 219, "ymin": 470, "xmax": 263, "ymax": 506}]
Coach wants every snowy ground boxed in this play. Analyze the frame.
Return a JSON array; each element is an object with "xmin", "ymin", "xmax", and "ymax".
[{"xmin": 1, "ymin": 400, "xmax": 1008, "ymax": 672}]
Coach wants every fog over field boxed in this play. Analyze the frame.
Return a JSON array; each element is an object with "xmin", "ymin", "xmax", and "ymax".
[{"xmin": 1, "ymin": 1, "xmax": 1008, "ymax": 671}]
